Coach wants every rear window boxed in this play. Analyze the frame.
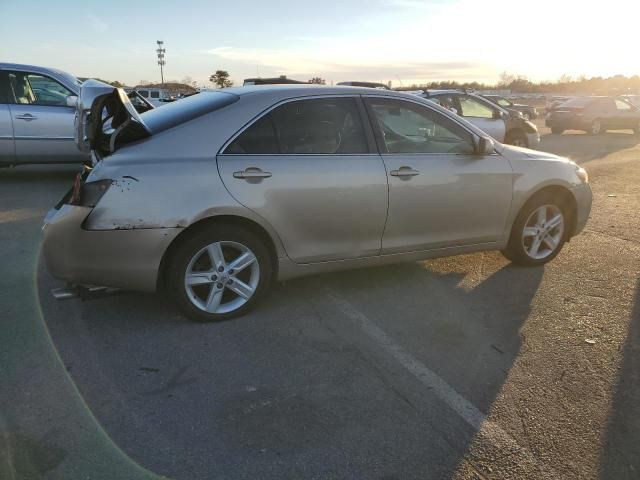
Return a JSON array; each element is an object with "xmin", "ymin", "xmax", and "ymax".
[{"xmin": 139, "ymin": 91, "xmax": 239, "ymax": 134}]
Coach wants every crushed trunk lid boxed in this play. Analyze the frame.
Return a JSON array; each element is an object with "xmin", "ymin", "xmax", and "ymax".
[{"xmin": 75, "ymin": 79, "xmax": 151, "ymax": 160}]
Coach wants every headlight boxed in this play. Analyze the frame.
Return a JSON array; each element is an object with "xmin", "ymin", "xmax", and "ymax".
[{"xmin": 576, "ymin": 166, "xmax": 589, "ymax": 183}]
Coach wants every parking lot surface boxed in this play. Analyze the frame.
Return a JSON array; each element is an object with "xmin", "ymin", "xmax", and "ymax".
[{"xmin": 2, "ymin": 123, "xmax": 639, "ymax": 479}]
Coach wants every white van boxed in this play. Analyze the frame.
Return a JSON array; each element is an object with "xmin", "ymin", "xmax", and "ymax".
[{"xmin": 133, "ymin": 88, "xmax": 171, "ymax": 107}]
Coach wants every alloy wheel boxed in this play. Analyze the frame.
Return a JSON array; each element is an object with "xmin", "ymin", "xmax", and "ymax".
[
  {"xmin": 184, "ymin": 241, "xmax": 260, "ymax": 314},
  {"xmin": 521, "ymin": 205, "xmax": 565, "ymax": 260}
]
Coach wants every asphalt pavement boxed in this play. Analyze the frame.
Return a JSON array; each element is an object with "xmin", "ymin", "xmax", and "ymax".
[{"xmin": 1, "ymin": 125, "xmax": 638, "ymax": 479}]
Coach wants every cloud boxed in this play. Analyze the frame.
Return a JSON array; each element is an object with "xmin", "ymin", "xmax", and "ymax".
[{"xmin": 86, "ymin": 13, "xmax": 109, "ymax": 33}]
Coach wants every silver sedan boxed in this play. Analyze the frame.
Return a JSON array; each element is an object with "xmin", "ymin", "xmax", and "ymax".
[{"xmin": 42, "ymin": 82, "xmax": 592, "ymax": 321}]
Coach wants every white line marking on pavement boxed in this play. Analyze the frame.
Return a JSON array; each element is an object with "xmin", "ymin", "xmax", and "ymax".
[{"xmin": 325, "ymin": 289, "xmax": 565, "ymax": 478}]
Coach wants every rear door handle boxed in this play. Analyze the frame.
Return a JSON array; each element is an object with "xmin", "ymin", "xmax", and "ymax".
[
  {"xmin": 389, "ymin": 166, "xmax": 420, "ymax": 177},
  {"xmin": 15, "ymin": 114, "xmax": 37, "ymax": 121},
  {"xmin": 233, "ymin": 167, "xmax": 272, "ymax": 179}
]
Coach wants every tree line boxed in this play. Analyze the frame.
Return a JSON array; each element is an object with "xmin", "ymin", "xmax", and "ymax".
[{"xmin": 401, "ymin": 73, "xmax": 640, "ymax": 94}]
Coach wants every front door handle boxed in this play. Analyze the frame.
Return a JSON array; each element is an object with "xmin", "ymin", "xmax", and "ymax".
[
  {"xmin": 233, "ymin": 167, "xmax": 272, "ymax": 179},
  {"xmin": 389, "ymin": 166, "xmax": 420, "ymax": 177},
  {"xmin": 15, "ymin": 113, "xmax": 37, "ymax": 121}
]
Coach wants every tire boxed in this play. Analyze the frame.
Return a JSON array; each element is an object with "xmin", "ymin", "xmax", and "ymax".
[
  {"xmin": 504, "ymin": 130, "xmax": 529, "ymax": 147},
  {"xmin": 550, "ymin": 127, "xmax": 564, "ymax": 135},
  {"xmin": 502, "ymin": 192, "xmax": 568, "ymax": 267},
  {"xmin": 166, "ymin": 224, "xmax": 273, "ymax": 322},
  {"xmin": 589, "ymin": 119, "xmax": 605, "ymax": 135}
]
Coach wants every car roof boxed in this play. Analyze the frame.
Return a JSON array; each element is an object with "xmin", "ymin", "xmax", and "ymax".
[
  {"xmin": 219, "ymin": 84, "xmax": 420, "ymax": 99},
  {"xmin": 0, "ymin": 62, "xmax": 70, "ymax": 77}
]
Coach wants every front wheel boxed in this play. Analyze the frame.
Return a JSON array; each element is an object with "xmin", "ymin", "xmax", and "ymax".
[
  {"xmin": 504, "ymin": 130, "xmax": 529, "ymax": 147},
  {"xmin": 502, "ymin": 193, "xmax": 568, "ymax": 266},
  {"xmin": 167, "ymin": 225, "xmax": 273, "ymax": 322},
  {"xmin": 589, "ymin": 119, "xmax": 605, "ymax": 135}
]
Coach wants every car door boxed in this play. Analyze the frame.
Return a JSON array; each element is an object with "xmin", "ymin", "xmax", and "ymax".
[
  {"xmin": 0, "ymin": 71, "xmax": 15, "ymax": 165},
  {"xmin": 217, "ymin": 95, "xmax": 389, "ymax": 263},
  {"xmin": 7, "ymin": 70, "xmax": 84, "ymax": 164},
  {"xmin": 456, "ymin": 94, "xmax": 507, "ymax": 142},
  {"xmin": 363, "ymin": 96, "xmax": 513, "ymax": 253}
]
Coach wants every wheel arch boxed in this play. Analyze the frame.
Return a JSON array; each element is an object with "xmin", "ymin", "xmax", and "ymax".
[
  {"xmin": 156, "ymin": 214, "xmax": 280, "ymax": 291},
  {"xmin": 515, "ymin": 184, "xmax": 578, "ymax": 241}
]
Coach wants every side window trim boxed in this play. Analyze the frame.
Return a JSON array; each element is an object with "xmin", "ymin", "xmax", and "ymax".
[
  {"xmin": 219, "ymin": 94, "xmax": 376, "ymax": 156},
  {"xmin": 362, "ymin": 95, "xmax": 479, "ymax": 155}
]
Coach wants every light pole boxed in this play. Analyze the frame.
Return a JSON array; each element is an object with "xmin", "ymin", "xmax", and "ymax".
[{"xmin": 156, "ymin": 40, "xmax": 166, "ymax": 90}]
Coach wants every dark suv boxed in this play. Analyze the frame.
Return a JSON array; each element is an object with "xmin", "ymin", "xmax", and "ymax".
[
  {"xmin": 482, "ymin": 95, "xmax": 538, "ymax": 120},
  {"xmin": 546, "ymin": 96, "xmax": 640, "ymax": 135}
]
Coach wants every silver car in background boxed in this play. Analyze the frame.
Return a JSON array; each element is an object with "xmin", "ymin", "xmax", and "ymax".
[
  {"xmin": 0, "ymin": 63, "xmax": 87, "ymax": 167},
  {"xmin": 42, "ymin": 83, "xmax": 592, "ymax": 321}
]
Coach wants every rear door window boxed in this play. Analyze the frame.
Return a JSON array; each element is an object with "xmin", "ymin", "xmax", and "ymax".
[
  {"xmin": 225, "ymin": 97, "xmax": 369, "ymax": 155},
  {"xmin": 150, "ymin": 91, "xmax": 160, "ymax": 99}
]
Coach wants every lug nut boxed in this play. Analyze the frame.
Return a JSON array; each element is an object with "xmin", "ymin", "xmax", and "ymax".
[
  {"xmin": 211, "ymin": 275, "xmax": 217, "ymax": 281},
  {"xmin": 229, "ymin": 269, "xmax": 234, "ymax": 274},
  {"xmin": 228, "ymin": 279, "xmax": 234, "ymax": 285},
  {"xmin": 217, "ymin": 283, "xmax": 223, "ymax": 289},
  {"xmin": 218, "ymin": 266, "xmax": 224, "ymax": 273}
]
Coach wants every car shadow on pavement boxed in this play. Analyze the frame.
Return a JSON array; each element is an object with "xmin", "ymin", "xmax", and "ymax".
[
  {"xmin": 599, "ymin": 277, "xmax": 640, "ymax": 479},
  {"xmin": 539, "ymin": 132, "xmax": 640, "ymax": 164},
  {"xmin": 40, "ymin": 253, "xmax": 546, "ymax": 479}
]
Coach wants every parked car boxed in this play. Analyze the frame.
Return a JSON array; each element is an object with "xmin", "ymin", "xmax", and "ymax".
[
  {"xmin": 416, "ymin": 90, "xmax": 540, "ymax": 148},
  {"xmin": 243, "ymin": 76, "xmax": 308, "ymax": 86},
  {"xmin": 546, "ymin": 96, "xmax": 572, "ymax": 112},
  {"xmin": 0, "ymin": 63, "xmax": 87, "ymax": 167},
  {"xmin": 545, "ymin": 96, "xmax": 640, "ymax": 135},
  {"xmin": 0, "ymin": 63, "xmax": 155, "ymax": 167},
  {"xmin": 482, "ymin": 94, "xmax": 538, "ymax": 120},
  {"xmin": 131, "ymin": 88, "xmax": 172, "ymax": 107},
  {"xmin": 42, "ymin": 82, "xmax": 591, "ymax": 321},
  {"xmin": 337, "ymin": 81, "xmax": 390, "ymax": 90}
]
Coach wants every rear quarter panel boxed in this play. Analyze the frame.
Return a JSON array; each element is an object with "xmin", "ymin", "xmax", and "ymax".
[{"xmin": 83, "ymin": 98, "xmax": 291, "ymax": 257}]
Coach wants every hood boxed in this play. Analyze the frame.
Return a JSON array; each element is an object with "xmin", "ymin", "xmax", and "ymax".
[
  {"xmin": 499, "ymin": 144, "xmax": 572, "ymax": 163},
  {"xmin": 74, "ymin": 79, "xmax": 150, "ymax": 158}
]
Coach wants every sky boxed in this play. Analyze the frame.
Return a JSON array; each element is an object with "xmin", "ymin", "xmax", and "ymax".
[{"xmin": 1, "ymin": 0, "xmax": 639, "ymax": 88}]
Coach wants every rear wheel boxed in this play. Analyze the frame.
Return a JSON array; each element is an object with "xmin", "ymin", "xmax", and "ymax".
[
  {"xmin": 167, "ymin": 224, "xmax": 273, "ymax": 322},
  {"xmin": 504, "ymin": 130, "xmax": 529, "ymax": 147},
  {"xmin": 502, "ymin": 192, "xmax": 568, "ymax": 266},
  {"xmin": 589, "ymin": 119, "xmax": 605, "ymax": 135},
  {"xmin": 550, "ymin": 127, "xmax": 564, "ymax": 135}
]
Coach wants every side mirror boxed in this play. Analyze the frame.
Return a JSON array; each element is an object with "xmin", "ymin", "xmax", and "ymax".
[
  {"xmin": 476, "ymin": 136, "xmax": 495, "ymax": 156},
  {"xmin": 66, "ymin": 95, "xmax": 78, "ymax": 108},
  {"xmin": 492, "ymin": 109, "xmax": 504, "ymax": 120}
]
